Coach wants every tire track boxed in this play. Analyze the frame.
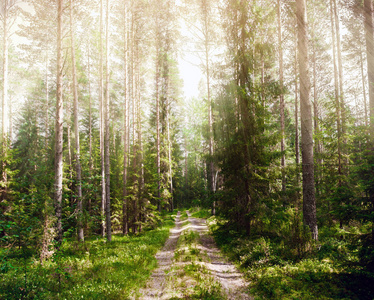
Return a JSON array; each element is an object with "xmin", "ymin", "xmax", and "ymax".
[
  {"xmin": 136, "ymin": 210, "xmax": 251, "ymax": 299},
  {"xmin": 136, "ymin": 211, "xmax": 185, "ymax": 299},
  {"xmin": 187, "ymin": 211, "xmax": 251, "ymax": 300}
]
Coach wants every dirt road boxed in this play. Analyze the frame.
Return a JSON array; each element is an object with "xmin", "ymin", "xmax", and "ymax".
[{"xmin": 134, "ymin": 211, "xmax": 251, "ymax": 299}]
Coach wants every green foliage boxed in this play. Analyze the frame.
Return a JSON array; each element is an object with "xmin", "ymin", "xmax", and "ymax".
[
  {"xmin": 211, "ymin": 216, "xmax": 374, "ymax": 300},
  {"xmin": 213, "ymin": 79, "xmax": 280, "ymax": 234},
  {"xmin": 358, "ymin": 234, "xmax": 374, "ymax": 272},
  {"xmin": 0, "ymin": 213, "xmax": 175, "ymax": 299},
  {"xmin": 180, "ymin": 211, "xmax": 189, "ymax": 221},
  {"xmin": 191, "ymin": 207, "xmax": 211, "ymax": 219}
]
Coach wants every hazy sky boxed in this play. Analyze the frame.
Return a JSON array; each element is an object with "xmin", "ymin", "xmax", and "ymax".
[
  {"xmin": 12, "ymin": 1, "xmax": 203, "ymax": 102},
  {"xmin": 178, "ymin": 54, "xmax": 202, "ymax": 100}
]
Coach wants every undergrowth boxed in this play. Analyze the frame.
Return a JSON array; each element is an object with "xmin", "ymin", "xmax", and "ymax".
[
  {"xmin": 210, "ymin": 217, "xmax": 374, "ymax": 300},
  {"xmin": 190, "ymin": 207, "xmax": 211, "ymax": 219},
  {"xmin": 180, "ymin": 211, "xmax": 189, "ymax": 221},
  {"xmin": 0, "ymin": 213, "xmax": 175, "ymax": 299}
]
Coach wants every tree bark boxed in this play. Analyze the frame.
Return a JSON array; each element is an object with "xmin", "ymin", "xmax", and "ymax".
[
  {"xmin": 155, "ymin": 22, "xmax": 161, "ymax": 212},
  {"xmin": 201, "ymin": 0, "xmax": 215, "ymax": 214},
  {"xmin": 312, "ymin": 6, "xmax": 321, "ymax": 197},
  {"xmin": 278, "ymin": 0, "xmax": 286, "ymax": 198},
  {"xmin": 297, "ymin": 0, "xmax": 318, "ymax": 241},
  {"xmin": 55, "ymin": 0, "xmax": 64, "ymax": 244},
  {"xmin": 138, "ymin": 60, "xmax": 145, "ymax": 230},
  {"xmin": 67, "ymin": 88, "xmax": 73, "ymax": 203},
  {"xmin": 360, "ymin": 46, "xmax": 368, "ymax": 127},
  {"xmin": 86, "ymin": 40, "xmax": 93, "ymax": 216},
  {"xmin": 2, "ymin": 0, "xmax": 9, "ymax": 200},
  {"xmin": 100, "ymin": 0, "xmax": 106, "ymax": 237},
  {"xmin": 295, "ymin": 29, "xmax": 300, "ymax": 193},
  {"xmin": 364, "ymin": 0, "xmax": 374, "ymax": 137},
  {"xmin": 237, "ymin": 0, "xmax": 252, "ymax": 235},
  {"xmin": 166, "ymin": 93, "xmax": 173, "ymax": 212},
  {"xmin": 70, "ymin": 0, "xmax": 84, "ymax": 242},
  {"xmin": 126, "ymin": 15, "xmax": 131, "ymax": 232},
  {"xmin": 329, "ymin": 0, "xmax": 342, "ymax": 178},
  {"xmin": 122, "ymin": 4, "xmax": 129, "ymax": 235},
  {"xmin": 333, "ymin": 0, "xmax": 345, "ymax": 136},
  {"xmin": 45, "ymin": 47, "xmax": 49, "ymax": 150},
  {"xmin": 131, "ymin": 8, "xmax": 137, "ymax": 233},
  {"xmin": 185, "ymin": 134, "xmax": 188, "ymax": 190},
  {"xmin": 105, "ymin": 0, "xmax": 111, "ymax": 242}
]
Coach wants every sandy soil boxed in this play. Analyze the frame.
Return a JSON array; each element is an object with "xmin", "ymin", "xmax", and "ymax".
[
  {"xmin": 134, "ymin": 211, "xmax": 251, "ymax": 299},
  {"xmin": 188, "ymin": 212, "xmax": 251, "ymax": 299}
]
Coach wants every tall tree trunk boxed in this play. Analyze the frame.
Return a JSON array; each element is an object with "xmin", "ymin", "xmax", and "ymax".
[
  {"xmin": 294, "ymin": 31, "xmax": 300, "ymax": 194},
  {"xmin": 184, "ymin": 134, "xmax": 188, "ymax": 190},
  {"xmin": 55, "ymin": 0, "xmax": 64, "ymax": 244},
  {"xmin": 297, "ymin": 0, "xmax": 318, "ymax": 241},
  {"xmin": 131, "ymin": 10, "xmax": 137, "ymax": 233},
  {"xmin": 331, "ymin": 0, "xmax": 344, "ymax": 229},
  {"xmin": 87, "ymin": 40, "xmax": 93, "ymax": 215},
  {"xmin": 278, "ymin": 0, "xmax": 286, "ymax": 199},
  {"xmin": 122, "ymin": 4, "xmax": 129, "ymax": 235},
  {"xmin": 2, "ymin": 0, "xmax": 9, "ymax": 200},
  {"xmin": 137, "ymin": 55, "xmax": 144, "ymax": 231},
  {"xmin": 105, "ymin": 0, "xmax": 111, "ymax": 242},
  {"xmin": 201, "ymin": 0, "xmax": 215, "ymax": 215},
  {"xmin": 100, "ymin": 0, "xmax": 106, "ymax": 237},
  {"xmin": 333, "ymin": 0, "xmax": 345, "ymax": 136},
  {"xmin": 166, "ymin": 96, "xmax": 173, "ymax": 212},
  {"xmin": 45, "ymin": 48, "xmax": 49, "ymax": 150},
  {"xmin": 126, "ymin": 20, "xmax": 131, "ymax": 231},
  {"xmin": 360, "ymin": 46, "xmax": 368, "ymax": 127},
  {"xmin": 330, "ymin": 0, "xmax": 342, "ymax": 178},
  {"xmin": 67, "ymin": 89, "xmax": 73, "ymax": 204},
  {"xmin": 312, "ymin": 7, "xmax": 321, "ymax": 197},
  {"xmin": 156, "ymin": 27, "xmax": 161, "ymax": 212},
  {"xmin": 364, "ymin": 0, "xmax": 374, "ymax": 137},
  {"xmin": 8, "ymin": 96, "xmax": 12, "ymax": 146},
  {"xmin": 364, "ymin": 0, "xmax": 374, "ymax": 240},
  {"xmin": 70, "ymin": 0, "xmax": 84, "ymax": 242},
  {"xmin": 237, "ymin": 0, "xmax": 252, "ymax": 235}
]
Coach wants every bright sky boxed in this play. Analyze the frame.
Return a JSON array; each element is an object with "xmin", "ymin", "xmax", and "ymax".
[
  {"xmin": 13, "ymin": 1, "xmax": 205, "ymax": 103},
  {"xmin": 178, "ymin": 55, "xmax": 202, "ymax": 100},
  {"xmin": 177, "ymin": 3, "xmax": 204, "ymax": 101}
]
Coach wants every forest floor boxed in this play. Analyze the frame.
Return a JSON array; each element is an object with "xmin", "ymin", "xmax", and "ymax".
[{"xmin": 133, "ymin": 211, "xmax": 251, "ymax": 299}]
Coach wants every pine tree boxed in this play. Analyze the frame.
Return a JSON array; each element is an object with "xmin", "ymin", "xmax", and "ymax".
[
  {"xmin": 297, "ymin": 0, "xmax": 318, "ymax": 240},
  {"xmin": 69, "ymin": 0, "xmax": 84, "ymax": 242},
  {"xmin": 55, "ymin": 0, "xmax": 64, "ymax": 244}
]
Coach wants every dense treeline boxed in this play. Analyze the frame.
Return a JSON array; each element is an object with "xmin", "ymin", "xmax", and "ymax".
[{"xmin": 1, "ymin": 0, "xmax": 374, "ymax": 298}]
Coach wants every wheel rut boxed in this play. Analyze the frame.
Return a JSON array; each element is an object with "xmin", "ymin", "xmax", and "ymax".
[{"xmin": 134, "ymin": 210, "xmax": 251, "ymax": 299}]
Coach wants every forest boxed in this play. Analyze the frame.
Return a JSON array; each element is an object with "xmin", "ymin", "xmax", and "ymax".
[{"xmin": 1, "ymin": 0, "xmax": 374, "ymax": 298}]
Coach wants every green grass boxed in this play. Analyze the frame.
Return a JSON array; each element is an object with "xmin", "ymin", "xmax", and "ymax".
[
  {"xmin": 180, "ymin": 211, "xmax": 189, "ymax": 221},
  {"xmin": 175, "ymin": 229, "xmax": 200, "ymax": 262},
  {"xmin": 211, "ymin": 220, "xmax": 374, "ymax": 300},
  {"xmin": 182, "ymin": 262, "xmax": 224, "ymax": 300},
  {"xmin": 0, "ymin": 214, "xmax": 175, "ymax": 299},
  {"xmin": 170, "ymin": 223, "xmax": 225, "ymax": 299},
  {"xmin": 191, "ymin": 208, "xmax": 211, "ymax": 219}
]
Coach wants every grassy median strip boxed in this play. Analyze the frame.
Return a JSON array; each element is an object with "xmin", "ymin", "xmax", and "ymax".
[{"xmin": 167, "ymin": 217, "xmax": 225, "ymax": 299}]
